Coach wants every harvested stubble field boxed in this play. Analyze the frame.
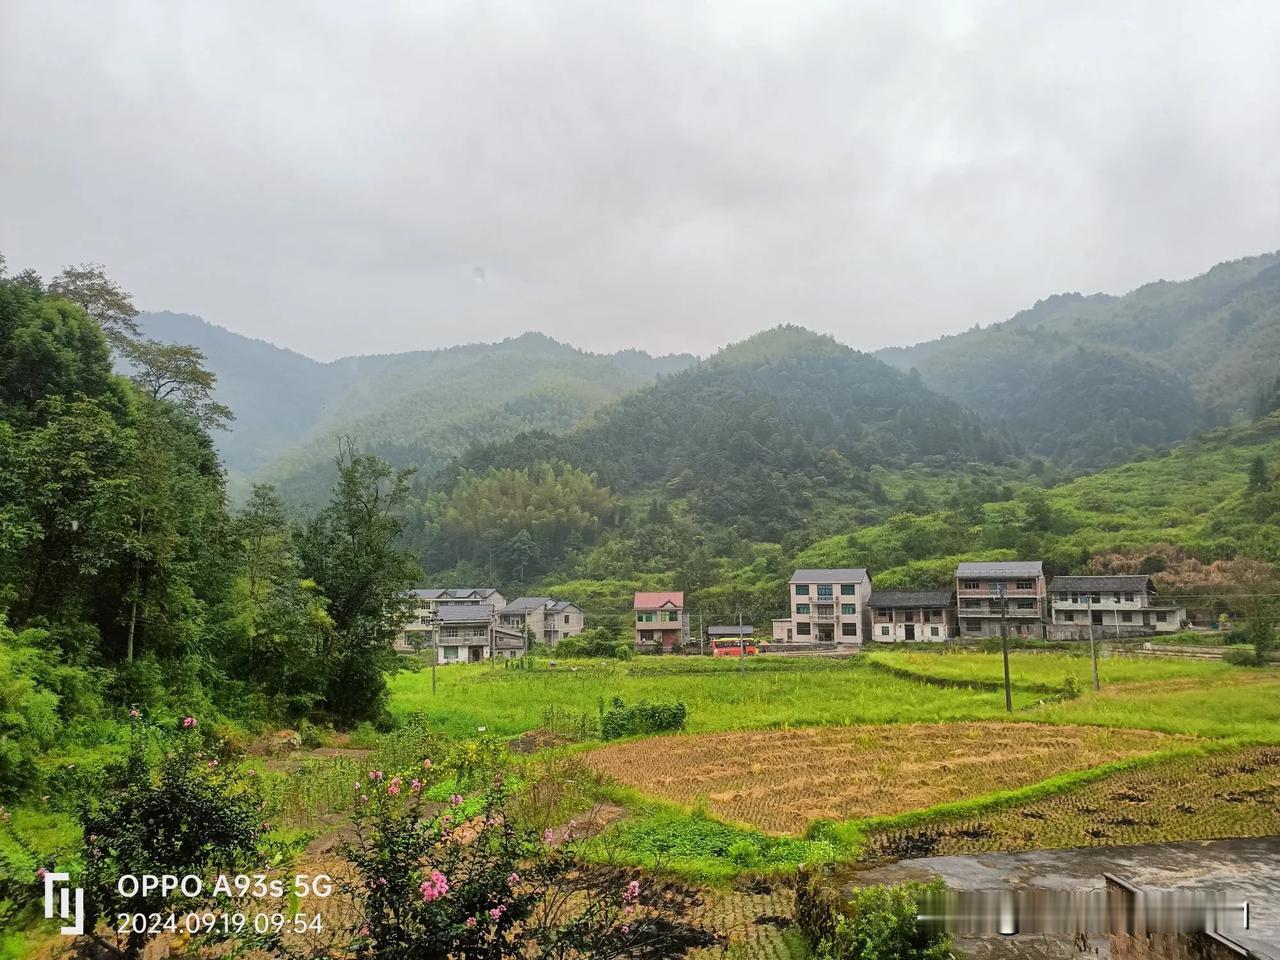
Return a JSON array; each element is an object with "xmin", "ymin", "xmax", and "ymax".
[
  {"xmin": 586, "ymin": 722, "xmax": 1183, "ymax": 835},
  {"xmin": 862, "ymin": 745, "xmax": 1280, "ymax": 860}
]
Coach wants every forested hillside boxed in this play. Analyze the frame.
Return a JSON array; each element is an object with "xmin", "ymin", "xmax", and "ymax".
[
  {"xmin": 879, "ymin": 251, "xmax": 1280, "ymax": 466},
  {"xmin": 408, "ymin": 327, "xmax": 1021, "ymax": 597},
  {"xmin": 137, "ymin": 313, "xmax": 695, "ymax": 502}
]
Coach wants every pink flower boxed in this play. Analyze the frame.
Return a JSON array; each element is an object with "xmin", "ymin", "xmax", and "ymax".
[
  {"xmin": 420, "ymin": 870, "xmax": 449, "ymax": 902},
  {"xmin": 181, "ymin": 716, "xmax": 197, "ymax": 728},
  {"xmin": 410, "ymin": 779, "xmax": 422, "ymax": 794},
  {"xmin": 360, "ymin": 794, "xmax": 369, "ymax": 804},
  {"xmin": 261, "ymin": 822, "xmax": 271, "ymax": 831},
  {"xmin": 359, "ymin": 925, "xmax": 370, "ymax": 937},
  {"xmin": 128, "ymin": 708, "xmax": 140, "ymax": 719},
  {"xmin": 422, "ymin": 758, "xmax": 433, "ymax": 769},
  {"xmin": 387, "ymin": 783, "xmax": 400, "ymax": 797},
  {"xmin": 543, "ymin": 828, "xmax": 554, "ymax": 844},
  {"xmin": 449, "ymin": 794, "xmax": 463, "ymax": 806},
  {"xmin": 622, "ymin": 880, "xmax": 640, "ymax": 904},
  {"xmin": 507, "ymin": 873, "xmax": 520, "ymax": 886},
  {"xmin": 36, "ymin": 867, "xmax": 47, "ymax": 881},
  {"xmin": 488, "ymin": 906, "xmax": 504, "ymax": 920},
  {"xmin": 465, "ymin": 916, "xmax": 477, "ymax": 928},
  {"xmin": 368, "ymin": 770, "xmax": 383, "ymax": 781},
  {"xmin": 207, "ymin": 759, "xmax": 219, "ymax": 768},
  {"xmin": 622, "ymin": 924, "xmax": 630, "ymax": 934}
]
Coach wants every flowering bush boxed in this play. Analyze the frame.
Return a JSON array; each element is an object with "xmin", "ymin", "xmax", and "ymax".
[
  {"xmin": 327, "ymin": 767, "xmax": 715, "ymax": 959},
  {"xmin": 77, "ymin": 716, "xmax": 276, "ymax": 959}
]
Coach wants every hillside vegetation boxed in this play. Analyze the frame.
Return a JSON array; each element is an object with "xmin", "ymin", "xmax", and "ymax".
[
  {"xmin": 137, "ymin": 314, "xmax": 695, "ymax": 501},
  {"xmin": 880, "ymin": 252, "xmax": 1280, "ymax": 465}
]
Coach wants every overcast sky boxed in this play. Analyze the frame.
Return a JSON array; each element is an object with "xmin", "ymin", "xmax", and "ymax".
[{"xmin": 2, "ymin": 1, "xmax": 1278, "ymax": 361}]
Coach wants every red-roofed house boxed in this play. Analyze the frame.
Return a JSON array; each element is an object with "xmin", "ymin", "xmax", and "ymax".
[{"xmin": 634, "ymin": 591, "xmax": 688, "ymax": 652}]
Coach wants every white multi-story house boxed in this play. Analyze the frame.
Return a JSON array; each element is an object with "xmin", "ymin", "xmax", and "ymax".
[
  {"xmin": 498, "ymin": 597, "xmax": 585, "ymax": 646},
  {"xmin": 868, "ymin": 590, "xmax": 956, "ymax": 642},
  {"xmin": 771, "ymin": 569, "xmax": 871, "ymax": 647},
  {"xmin": 1048, "ymin": 575, "xmax": 1186, "ymax": 639},
  {"xmin": 955, "ymin": 561, "xmax": 1048, "ymax": 639},
  {"xmin": 394, "ymin": 588, "xmax": 520, "ymax": 660}
]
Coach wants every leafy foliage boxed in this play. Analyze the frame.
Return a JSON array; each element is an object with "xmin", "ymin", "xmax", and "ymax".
[{"xmin": 599, "ymin": 697, "xmax": 686, "ymax": 740}]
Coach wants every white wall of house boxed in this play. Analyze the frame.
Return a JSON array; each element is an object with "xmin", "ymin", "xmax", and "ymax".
[{"xmin": 788, "ymin": 576, "xmax": 871, "ymax": 645}]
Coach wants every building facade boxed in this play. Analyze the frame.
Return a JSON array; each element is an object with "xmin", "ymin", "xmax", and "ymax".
[
  {"xmin": 868, "ymin": 590, "xmax": 956, "ymax": 642},
  {"xmin": 634, "ymin": 591, "xmax": 688, "ymax": 652},
  {"xmin": 498, "ymin": 597, "xmax": 585, "ymax": 646},
  {"xmin": 955, "ymin": 561, "xmax": 1048, "ymax": 639},
  {"xmin": 394, "ymin": 588, "xmax": 524, "ymax": 660},
  {"xmin": 1048, "ymin": 575, "xmax": 1186, "ymax": 639},
  {"xmin": 771, "ymin": 568, "xmax": 871, "ymax": 646}
]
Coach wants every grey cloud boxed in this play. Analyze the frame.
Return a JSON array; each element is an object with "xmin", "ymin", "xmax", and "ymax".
[{"xmin": 2, "ymin": 0, "xmax": 1278, "ymax": 359}]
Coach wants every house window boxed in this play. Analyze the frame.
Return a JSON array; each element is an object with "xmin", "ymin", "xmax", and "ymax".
[
  {"xmin": 841, "ymin": 623, "xmax": 857, "ymax": 637},
  {"xmin": 841, "ymin": 584, "xmax": 856, "ymax": 595},
  {"xmin": 841, "ymin": 603, "xmax": 856, "ymax": 615},
  {"xmin": 1113, "ymin": 593, "xmax": 1122, "ymax": 603},
  {"xmin": 962, "ymin": 580, "xmax": 980, "ymax": 590},
  {"xmin": 796, "ymin": 622, "xmax": 811, "ymax": 636},
  {"xmin": 795, "ymin": 603, "xmax": 810, "ymax": 614},
  {"xmin": 1124, "ymin": 592, "xmax": 1135, "ymax": 602},
  {"xmin": 1091, "ymin": 594, "xmax": 1102, "ymax": 604},
  {"xmin": 786, "ymin": 628, "xmax": 793, "ymax": 640},
  {"xmin": 795, "ymin": 584, "xmax": 809, "ymax": 596},
  {"xmin": 965, "ymin": 619, "xmax": 983, "ymax": 632},
  {"xmin": 963, "ymin": 599, "xmax": 981, "ymax": 610},
  {"xmin": 880, "ymin": 626, "xmax": 890, "ymax": 637},
  {"xmin": 930, "ymin": 626, "xmax": 940, "ymax": 637},
  {"xmin": 1016, "ymin": 600, "xmax": 1035, "ymax": 610},
  {"xmin": 817, "ymin": 585, "xmax": 833, "ymax": 599},
  {"xmin": 1121, "ymin": 612, "xmax": 1133, "ymax": 623},
  {"xmin": 1016, "ymin": 580, "xmax": 1033, "ymax": 590},
  {"xmin": 564, "ymin": 614, "xmax": 570, "ymax": 624},
  {"xmin": 637, "ymin": 612, "xmax": 655, "ymax": 622},
  {"xmin": 1062, "ymin": 611, "xmax": 1075, "ymax": 622},
  {"xmin": 444, "ymin": 646, "xmax": 459, "ymax": 661},
  {"xmin": 1156, "ymin": 612, "xmax": 1167, "ymax": 622}
]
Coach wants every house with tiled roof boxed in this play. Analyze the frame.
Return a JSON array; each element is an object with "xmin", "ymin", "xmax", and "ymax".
[
  {"xmin": 955, "ymin": 561, "xmax": 1047, "ymax": 638},
  {"xmin": 634, "ymin": 591, "xmax": 687, "ymax": 652},
  {"xmin": 499, "ymin": 597, "xmax": 585, "ymax": 646},
  {"xmin": 1047, "ymin": 575, "xmax": 1185, "ymax": 639},
  {"xmin": 772, "ymin": 568, "xmax": 871, "ymax": 646},
  {"xmin": 394, "ymin": 588, "xmax": 520, "ymax": 660},
  {"xmin": 869, "ymin": 589, "xmax": 956, "ymax": 643}
]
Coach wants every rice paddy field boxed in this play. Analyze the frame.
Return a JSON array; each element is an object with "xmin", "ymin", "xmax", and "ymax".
[{"xmin": 583, "ymin": 722, "xmax": 1185, "ymax": 834}]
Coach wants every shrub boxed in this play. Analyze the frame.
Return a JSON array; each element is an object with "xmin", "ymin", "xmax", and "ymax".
[
  {"xmin": 600, "ymin": 697, "xmax": 687, "ymax": 740},
  {"xmin": 801, "ymin": 877, "xmax": 953, "ymax": 960},
  {"xmin": 328, "ymin": 771, "xmax": 714, "ymax": 958},
  {"xmin": 1059, "ymin": 675, "xmax": 1083, "ymax": 700},
  {"xmin": 1224, "ymin": 647, "xmax": 1262, "ymax": 667},
  {"xmin": 78, "ymin": 716, "xmax": 276, "ymax": 959}
]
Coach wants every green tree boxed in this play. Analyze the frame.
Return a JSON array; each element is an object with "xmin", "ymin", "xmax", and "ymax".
[
  {"xmin": 1248, "ymin": 455, "xmax": 1270, "ymax": 493},
  {"xmin": 297, "ymin": 441, "xmax": 421, "ymax": 723},
  {"xmin": 120, "ymin": 337, "xmax": 234, "ymax": 431},
  {"xmin": 47, "ymin": 261, "xmax": 140, "ymax": 348}
]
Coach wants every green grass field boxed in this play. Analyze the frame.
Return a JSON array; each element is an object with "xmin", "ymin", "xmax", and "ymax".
[{"xmin": 387, "ymin": 656, "xmax": 1053, "ymax": 739}]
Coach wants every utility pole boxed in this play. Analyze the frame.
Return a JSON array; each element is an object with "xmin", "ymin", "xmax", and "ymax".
[
  {"xmin": 1087, "ymin": 595, "xmax": 1100, "ymax": 691},
  {"xmin": 698, "ymin": 609, "xmax": 704, "ymax": 657},
  {"xmin": 998, "ymin": 583, "xmax": 1012, "ymax": 712},
  {"xmin": 738, "ymin": 607, "xmax": 745, "ymax": 673}
]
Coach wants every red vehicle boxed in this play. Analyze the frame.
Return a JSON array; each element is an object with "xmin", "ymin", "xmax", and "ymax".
[{"xmin": 710, "ymin": 637, "xmax": 758, "ymax": 657}]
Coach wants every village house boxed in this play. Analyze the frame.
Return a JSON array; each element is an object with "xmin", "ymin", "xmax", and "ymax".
[
  {"xmin": 397, "ymin": 602, "xmax": 527, "ymax": 663},
  {"xmin": 771, "ymin": 568, "xmax": 871, "ymax": 646},
  {"xmin": 394, "ymin": 588, "xmax": 516, "ymax": 658},
  {"xmin": 634, "ymin": 591, "xmax": 688, "ymax": 652},
  {"xmin": 868, "ymin": 589, "xmax": 956, "ymax": 642},
  {"xmin": 955, "ymin": 561, "xmax": 1048, "ymax": 639},
  {"xmin": 1048, "ymin": 575, "xmax": 1186, "ymax": 639},
  {"xmin": 498, "ymin": 597, "xmax": 585, "ymax": 646}
]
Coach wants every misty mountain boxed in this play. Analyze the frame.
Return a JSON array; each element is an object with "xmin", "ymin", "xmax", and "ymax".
[
  {"xmin": 136, "ymin": 313, "xmax": 697, "ymax": 501},
  {"xmin": 878, "ymin": 251, "xmax": 1280, "ymax": 465},
  {"xmin": 443, "ymin": 326, "xmax": 1012, "ymax": 543}
]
